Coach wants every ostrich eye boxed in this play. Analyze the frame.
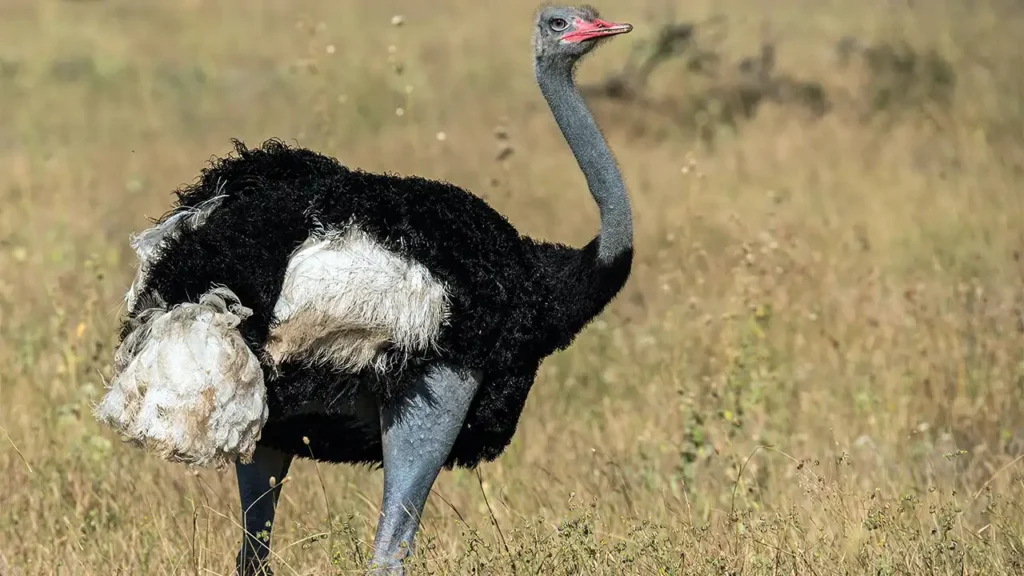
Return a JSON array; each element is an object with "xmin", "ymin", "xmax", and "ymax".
[{"xmin": 549, "ymin": 17, "xmax": 569, "ymax": 32}]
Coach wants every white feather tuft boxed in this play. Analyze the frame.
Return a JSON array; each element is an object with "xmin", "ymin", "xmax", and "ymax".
[
  {"xmin": 267, "ymin": 226, "xmax": 450, "ymax": 373},
  {"xmin": 95, "ymin": 286, "xmax": 268, "ymax": 469},
  {"xmin": 124, "ymin": 195, "xmax": 227, "ymax": 313}
]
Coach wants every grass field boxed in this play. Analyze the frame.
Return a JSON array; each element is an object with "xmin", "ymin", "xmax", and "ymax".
[{"xmin": 2, "ymin": 0, "xmax": 1024, "ymax": 573}]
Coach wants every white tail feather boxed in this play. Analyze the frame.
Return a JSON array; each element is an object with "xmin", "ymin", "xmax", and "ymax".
[
  {"xmin": 95, "ymin": 286, "xmax": 268, "ymax": 469},
  {"xmin": 124, "ymin": 195, "xmax": 227, "ymax": 313}
]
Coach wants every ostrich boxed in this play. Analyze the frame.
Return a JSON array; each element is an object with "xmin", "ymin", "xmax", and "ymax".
[{"xmin": 93, "ymin": 4, "xmax": 634, "ymax": 574}]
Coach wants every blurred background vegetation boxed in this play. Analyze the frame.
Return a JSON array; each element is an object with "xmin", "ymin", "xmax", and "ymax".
[{"xmin": 1, "ymin": 0, "xmax": 1024, "ymax": 574}]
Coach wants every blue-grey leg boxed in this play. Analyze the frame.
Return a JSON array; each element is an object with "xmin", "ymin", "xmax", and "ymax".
[
  {"xmin": 368, "ymin": 364, "xmax": 483, "ymax": 573},
  {"xmin": 235, "ymin": 445, "xmax": 294, "ymax": 576}
]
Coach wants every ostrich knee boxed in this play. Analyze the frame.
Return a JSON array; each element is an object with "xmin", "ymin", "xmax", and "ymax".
[
  {"xmin": 368, "ymin": 365, "xmax": 482, "ymax": 573},
  {"xmin": 236, "ymin": 445, "xmax": 293, "ymax": 576}
]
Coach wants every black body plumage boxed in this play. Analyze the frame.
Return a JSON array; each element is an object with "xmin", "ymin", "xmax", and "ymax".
[{"xmin": 128, "ymin": 139, "xmax": 632, "ymax": 468}]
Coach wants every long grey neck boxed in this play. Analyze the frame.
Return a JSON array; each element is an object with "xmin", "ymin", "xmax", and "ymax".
[{"xmin": 535, "ymin": 58, "xmax": 633, "ymax": 263}]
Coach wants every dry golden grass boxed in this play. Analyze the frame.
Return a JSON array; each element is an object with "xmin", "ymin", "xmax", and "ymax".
[{"xmin": 3, "ymin": 0, "xmax": 1024, "ymax": 573}]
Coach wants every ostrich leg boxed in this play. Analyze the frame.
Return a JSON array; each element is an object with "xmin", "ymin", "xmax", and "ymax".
[
  {"xmin": 236, "ymin": 445, "xmax": 294, "ymax": 576},
  {"xmin": 368, "ymin": 364, "xmax": 482, "ymax": 573}
]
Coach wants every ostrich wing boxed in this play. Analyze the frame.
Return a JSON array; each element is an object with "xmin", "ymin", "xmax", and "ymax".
[{"xmin": 266, "ymin": 226, "xmax": 451, "ymax": 374}]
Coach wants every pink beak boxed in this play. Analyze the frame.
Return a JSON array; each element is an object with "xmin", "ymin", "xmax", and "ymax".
[{"xmin": 560, "ymin": 18, "xmax": 633, "ymax": 44}]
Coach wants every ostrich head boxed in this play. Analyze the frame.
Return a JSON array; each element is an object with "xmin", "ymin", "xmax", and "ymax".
[{"xmin": 533, "ymin": 5, "xmax": 632, "ymax": 68}]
